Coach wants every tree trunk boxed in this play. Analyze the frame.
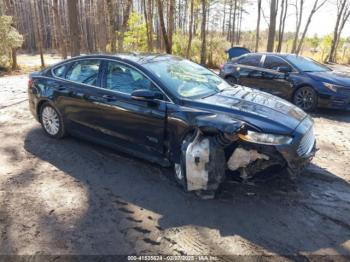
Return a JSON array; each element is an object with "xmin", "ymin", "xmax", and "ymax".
[
  {"xmin": 291, "ymin": 0, "xmax": 304, "ymax": 53},
  {"xmin": 53, "ymin": 0, "xmax": 67, "ymax": 59},
  {"xmin": 237, "ymin": 4, "xmax": 243, "ymax": 44},
  {"xmin": 106, "ymin": 0, "xmax": 116, "ymax": 52},
  {"xmin": 329, "ymin": 0, "xmax": 350, "ymax": 62},
  {"xmin": 267, "ymin": 0, "xmax": 277, "ymax": 52},
  {"xmin": 255, "ymin": 0, "xmax": 261, "ymax": 52},
  {"xmin": 147, "ymin": 0, "xmax": 153, "ymax": 51},
  {"xmin": 200, "ymin": 0, "xmax": 206, "ymax": 65},
  {"xmin": 186, "ymin": 0, "xmax": 194, "ymax": 58},
  {"xmin": 67, "ymin": 0, "xmax": 80, "ymax": 56},
  {"xmin": 231, "ymin": 0, "xmax": 237, "ymax": 45},
  {"xmin": 276, "ymin": 0, "xmax": 288, "ymax": 52},
  {"xmin": 296, "ymin": 0, "xmax": 327, "ymax": 55},
  {"xmin": 329, "ymin": 3, "xmax": 344, "ymax": 62},
  {"xmin": 97, "ymin": 0, "xmax": 107, "ymax": 52},
  {"xmin": 118, "ymin": 0, "xmax": 132, "ymax": 52},
  {"xmin": 222, "ymin": 0, "xmax": 226, "ymax": 35},
  {"xmin": 156, "ymin": 0, "xmax": 171, "ymax": 53},
  {"xmin": 11, "ymin": 48, "xmax": 18, "ymax": 70},
  {"xmin": 143, "ymin": 0, "xmax": 153, "ymax": 52},
  {"xmin": 168, "ymin": 0, "xmax": 175, "ymax": 50},
  {"xmin": 227, "ymin": 0, "xmax": 232, "ymax": 42},
  {"xmin": 32, "ymin": 0, "xmax": 45, "ymax": 68}
]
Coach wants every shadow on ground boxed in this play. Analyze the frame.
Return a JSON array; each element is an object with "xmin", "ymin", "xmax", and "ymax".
[
  {"xmin": 3, "ymin": 127, "xmax": 349, "ymax": 257},
  {"xmin": 311, "ymin": 108, "xmax": 350, "ymax": 123}
]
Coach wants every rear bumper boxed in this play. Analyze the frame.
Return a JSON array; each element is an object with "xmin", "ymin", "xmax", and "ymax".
[{"xmin": 28, "ymin": 91, "xmax": 39, "ymax": 121}]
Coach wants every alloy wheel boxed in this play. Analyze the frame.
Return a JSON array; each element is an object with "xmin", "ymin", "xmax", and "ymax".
[
  {"xmin": 174, "ymin": 163, "xmax": 183, "ymax": 180},
  {"xmin": 294, "ymin": 87, "xmax": 316, "ymax": 111},
  {"xmin": 41, "ymin": 106, "xmax": 60, "ymax": 136},
  {"xmin": 226, "ymin": 76, "xmax": 237, "ymax": 86}
]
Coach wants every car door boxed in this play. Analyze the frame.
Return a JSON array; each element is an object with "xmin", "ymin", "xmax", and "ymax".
[
  {"xmin": 235, "ymin": 54, "xmax": 264, "ymax": 88},
  {"xmin": 50, "ymin": 59, "xmax": 104, "ymax": 131},
  {"xmin": 85, "ymin": 60, "xmax": 168, "ymax": 157},
  {"xmin": 259, "ymin": 55, "xmax": 294, "ymax": 99}
]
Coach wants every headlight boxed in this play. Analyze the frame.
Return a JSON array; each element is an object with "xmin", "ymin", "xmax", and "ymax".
[
  {"xmin": 239, "ymin": 130, "xmax": 293, "ymax": 145},
  {"xmin": 323, "ymin": 82, "xmax": 342, "ymax": 92}
]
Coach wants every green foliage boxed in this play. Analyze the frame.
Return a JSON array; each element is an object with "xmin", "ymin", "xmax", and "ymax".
[
  {"xmin": 123, "ymin": 12, "xmax": 148, "ymax": 52},
  {"xmin": 172, "ymin": 32, "xmax": 230, "ymax": 67},
  {"xmin": 0, "ymin": 16, "xmax": 23, "ymax": 67},
  {"xmin": 309, "ymin": 34, "xmax": 320, "ymax": 49},
  {"xmin": 206, "ymin": 35, "xmax": 231, "ymax": 67}
]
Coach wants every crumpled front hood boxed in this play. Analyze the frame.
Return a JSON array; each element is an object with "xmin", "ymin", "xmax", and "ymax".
[
  {"xmin": 306, "ymin": 71, "xmax": 350, "ymax": 87},
  {"xmin": 194, "ymin": 86, "xmax": 308, "ymax": 135}
]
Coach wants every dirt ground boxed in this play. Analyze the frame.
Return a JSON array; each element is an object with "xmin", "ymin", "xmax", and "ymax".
[{"xmin": 0, "ymin": 69, "xmax": 350, "ymax": 260}]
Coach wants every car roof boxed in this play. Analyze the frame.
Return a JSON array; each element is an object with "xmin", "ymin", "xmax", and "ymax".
[
  {"xmin": 243, "ymin": 52, "xmax": 294, "ymax": 58},
  {"xmin": 64, "ymin": 53, "xmax": 181, "ymax": 65}
]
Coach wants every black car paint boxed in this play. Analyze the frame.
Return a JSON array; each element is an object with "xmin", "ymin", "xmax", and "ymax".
[
  {"xmin": 220, "ymin": 53, "xmax": 350, "ymax": 110},
  {"xmin": 28, "ymin": 54, "xmax": 314, "ymax": 174}
]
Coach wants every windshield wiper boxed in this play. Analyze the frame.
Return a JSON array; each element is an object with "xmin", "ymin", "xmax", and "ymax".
[{"xmin": 200, "ymin": 91, "xmax": 217, "ymax": 99}]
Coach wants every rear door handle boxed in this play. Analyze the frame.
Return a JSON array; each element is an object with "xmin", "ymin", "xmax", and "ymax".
[
  {"xmin": 56, "ymin": 86, "xmax": 73, "ymax": 95},
  {"xmin": 102, "ymin": 94, "xmax": 117, "ymax": 102}
]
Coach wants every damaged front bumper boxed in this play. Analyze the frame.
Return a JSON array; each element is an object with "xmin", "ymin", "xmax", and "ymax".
[
  {"xmin": 274, "ymin": 116, "xmax": 316, "ymax": 175},
  {"xmin": 228, "ymin": 116, "xmax": 316, "ymax": 177},
  {"xmin": 227, "ymin": 140, "xmax": 316, "ymax": 179},
  {"xmin": 183, "ymin": 116, "xmax": 316, "ymax": 197}
]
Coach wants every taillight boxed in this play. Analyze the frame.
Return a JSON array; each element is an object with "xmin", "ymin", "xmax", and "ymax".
[{"xmin": 28, "ymin": 78, "xmax": 33, "ymax": 88}]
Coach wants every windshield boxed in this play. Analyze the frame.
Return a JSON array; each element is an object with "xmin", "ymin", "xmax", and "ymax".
[
  {"xmin": 143, "ymin": 59, "xmax": 231, "ymax": 98},
  {"xmin": 286, "ymin": 55, "xmax": 330, "ymax": 72}
]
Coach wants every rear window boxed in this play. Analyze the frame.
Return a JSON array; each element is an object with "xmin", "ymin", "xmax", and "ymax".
[
  {"xmin": 52, "ymin": 64, "xmax": 69, "ymax": 78},
  {"xmin": 263, "ymin": 56, "xmax": 291, "ymax": 70},
  {"xmin": 65, "ymin": 60, "xmax": 101, "ymax": 86},
  {"xmin": 237, "ymin": 55, "xmax": 262, "ymax": 67}
]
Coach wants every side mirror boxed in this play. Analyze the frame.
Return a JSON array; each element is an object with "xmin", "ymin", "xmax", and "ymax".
[
  {"xmin": 277, "ymin": 66, "xmax": 292, "ymax": 74},
  {"xmin": 131, "ymin": 89, "xmax": 156, "ymax": 101}
]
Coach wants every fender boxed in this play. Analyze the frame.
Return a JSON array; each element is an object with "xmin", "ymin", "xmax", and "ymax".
[{"xmin": 166, "ymin": 104, "xmax": 246, "ymax": 164}]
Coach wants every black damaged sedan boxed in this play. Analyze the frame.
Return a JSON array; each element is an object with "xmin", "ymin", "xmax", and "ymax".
[{"xmin": 28, "ymin": 54, "xmax": 316, "ymax": 198}]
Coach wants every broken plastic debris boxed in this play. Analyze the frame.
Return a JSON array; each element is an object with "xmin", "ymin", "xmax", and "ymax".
[
  {"xmin": 186, "ymin": 132, "xmax": 210, "ymax": 191},
  {"xmin": 227, "ymin": 147, "xmax": 269, "ymax": 171}
]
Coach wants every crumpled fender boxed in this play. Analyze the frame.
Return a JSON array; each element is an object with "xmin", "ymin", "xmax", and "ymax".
[
  {"xmin": 184, "ymin": 130, "xmax": 226, "ymax": 194},
  {"xmin": 194, "ymin": 114, "xmax": 246, "ymax": 135}
]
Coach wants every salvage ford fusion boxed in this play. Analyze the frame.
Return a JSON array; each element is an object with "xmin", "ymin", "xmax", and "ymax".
[{"xmin": 28, "ymin": 54, "xmax": 316, "ymax": 197}]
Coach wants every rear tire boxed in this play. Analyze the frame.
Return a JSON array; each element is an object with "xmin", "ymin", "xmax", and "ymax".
[
  {"xmin": 293, "ymin": 86, "xmax": 318, "ymax": 112},
  {"xmin": 40, "ymin": 103, "xmax": 66, "ymax": 139},
  {"xmin": 226, "ymin": 76, "xmax": 237, "ymax": 86}
]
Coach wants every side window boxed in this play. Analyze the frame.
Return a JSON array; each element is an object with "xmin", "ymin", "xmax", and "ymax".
[
  {"xmin": 66, "ymin": 60, "xmax": 101, "ymax": 86},
  {"xmin": 263, "ymin": 56, "xmax": 291, "ymax": 71},
  {"xmin": 105, "ymin": 61, "xmax": 165, "ymax": 99},
  {"xmin": 53, "ymin": 64, "xmax": 69, "ymax": 78},
  {"xmin": 238, "ymin": 55, "xmax": 262, "ymax": 67}
]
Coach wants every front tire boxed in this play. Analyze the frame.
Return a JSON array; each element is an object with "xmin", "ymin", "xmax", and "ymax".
[
  {"xmin": 40, "ymin": 103, "xmax": 66, "ymax": 139},
  {"xmin": 226, "ymin": 76, "xmax": 237, "ymax": 86},
  {"xmin": 174, "ymin": 162, "xmax": 186, "ymax": 190},
  {"xmin": 173, "ymin": 133, "xmax": 196, "ymax": 190},
  {"xmin": 293, "ymin": 86, "xmax": 318, "ymax": 112}
]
